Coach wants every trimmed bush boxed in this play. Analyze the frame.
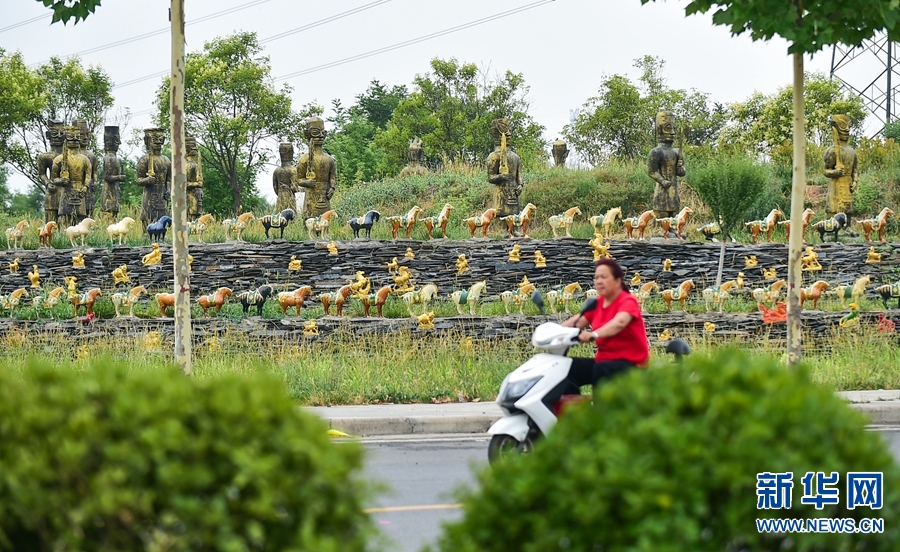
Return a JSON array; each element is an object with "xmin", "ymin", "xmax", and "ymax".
[
  {"xmin": 0, "ymin": 359, "xmax": 376, "ymax": 552},
  {"xmin": 433, "ymin": 350, "xmax": 900, "ymax": 552}
]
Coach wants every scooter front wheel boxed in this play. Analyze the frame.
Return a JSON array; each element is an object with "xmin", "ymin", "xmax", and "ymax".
[{"xmin": 488, "ymin": 433, "xmax": 535, "ymax": 464}]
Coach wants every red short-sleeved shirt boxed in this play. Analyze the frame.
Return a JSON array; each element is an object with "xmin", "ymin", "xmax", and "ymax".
[{"xmin": 587, "ymin": 290, "xmax": 650, "ymax": 366}]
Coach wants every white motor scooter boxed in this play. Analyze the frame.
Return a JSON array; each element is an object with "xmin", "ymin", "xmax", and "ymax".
[{"xmin": 487, "ymin": 295, "xmax": 690, "ymax": 463}]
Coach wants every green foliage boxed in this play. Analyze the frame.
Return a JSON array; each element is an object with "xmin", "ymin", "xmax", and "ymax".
[
  {"xmin": 373, "ymin": 58, "xmax": 546, "ymax": 175},
  {"xmin": 563, "ymin": 56, "xmax": 726, "ymax": 164},
  {"xmin": 156, "ymin": 32, "xmax": 306, "ymax": 215},
  {"xmin": 884, "ymin": 121, "xmax": 900, "ymax": 142},
  {"xmin": 690, "ymin": 154, "xmax": 768, "ymax": 233},
  {"xmin": 36, "ymin": 0, "xmax": 102, "ymax": 25},
  {"xmin": 0, "ymin": 358, "xmax": 376, "ymax": 551},
  {"xmin": 435, "ymin": 350, "xmax": 900, "ymax": 551}
]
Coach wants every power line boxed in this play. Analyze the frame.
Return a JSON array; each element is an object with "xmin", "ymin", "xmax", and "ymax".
[
  {"xmin": 273, "ymin": 0, "xmax": 555, "ymax": 82},
  {"xmin": 0, "ymin": 14, "xmax": 45, "ymax": 34}
]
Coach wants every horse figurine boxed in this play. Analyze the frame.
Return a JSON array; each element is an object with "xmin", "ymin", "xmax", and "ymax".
[
  {"xmin": 857, "ymin": 207, "xmax": 894, "ymax": 243},
  {"xmin": 361, "ymin": 285, "xmax": 393, "ymax": 317},
  {"xmin": 187, "ymin": 213, "xmax": 215, "ymax": 243},
  {"xmin": 105, "ymin": 216, "xmax": 136, "ymax": 246},
  {"xmin": 318, "ymin": 285, "xmax": 353, "ymax": 316},
  {"xmin": 236, "ymin": 285, "xmax": 273, "ymax": 316},
  {"xmin": 657, "ymin": 207, "xmax": 693, "ymax": 241},
  {"xmin": 0, "ymin": 288, "xmax": 29, "ymax": 311},
  {"xmin": 701, "ymin": 280, "xmax": 736, "ymax": 313},
  {"xmin": 777, "ymin": 208, "xmax": 815, "ymax": 242},
  {"xmin": 631, "ymin": 281, "xmax": 659, "ymax": 312},
  {"xmin": 546, "ymin": 282, "xmax": 583, "ymax": 314},
  {"xmin": 752, "ymin": 279, "xmax": 787, "ymax": 309},
  {"xmin": 65, "ymin": 218, "xmax": 96, "ymax": 248},
  {"xmin": 386, "ymin": 205, "xmax": 424, "ymax": 239},
  {"xmin": 71, "ymin": 288, "xmax": 101, "ymax": 318},
  {"xmin": 876, "ymin": 280, "xmax": 900, "ymax": 310},
  {"xmin": 111, "ymin": 285, "xmax": 147, "ymax": 317},
  {"xmin": 223, "ymin": 212, "xmax": 255, "ymax": 241},
  {"xmin": 834, "ymin": 275, "xmax": 871, "ymax": 309},
  {"xmin": 499, "ymin": 278, "xmax": 537, "ymax": 315},
  {"xmin": 147, "ymin": 215, "xmax": 173, "ymax": 243},
  {"xmin": 745, "ymin": 209, "xmax": 785, "ymax": 243},
  {"xmin": 348, "ymin": 210, "xmax": 381, "ymax": 238},
  {"xmin": 463, "ymin": 208, "xmax": 497, "ymax": 238},
  {"xmin": 37, "ymin": 221, "xmax": 58, "ymax": 248},
  {"xmin": 277, "ymin": 286, "xmax": 313, "ymax": 316},
  {"xmin": 422, "ymin": 203, "xmax": 455, "ymax": 239},
  {"xmin": 499, "ymin": 203, "xmax": 537, "ymax": 239},
  {"xmin": 621, "ymin": 210, "xmax": 655, "ymax": 240},
  {"xmin": 548, "ymin": 207, "xmax": 582, "ymax": 238},
  {"xmin": 589, "ymin": 207, "xmax": 622, "ymax": 239},
  {"xmin": 155, "ymin": 292, "xmax": 177, "ymax": 317},
  {"xmin": 5, "ymin": 220, "xmax": 29, "ymax": 250},
  {"xmin": 450, "ymin": 281, "xmax": 488, "ymax": 315},
  {"xmin": 305, "ymin": 209, "xmax": 337, "ymax": 240},
  {"xmin": 260, "ymin": 208, "xmax": 295, "ymax": 239},
  {"xmin": 800, "ymin": 280, "xmax": 830, "ymax": 310},
  {"xmin": 813, "ymin": 212, "xmax": 848, "ymax": 243},
  {"xmin": 401, "ymin": 283, "xmax": 439, "ymax": 316},
  {"xmin": 197, "ymin": 287, "xmax": 232, "ymax": 316},
  {"xmin": 660, "ymin": 279, "xmax": 695, "ymax": 312}
]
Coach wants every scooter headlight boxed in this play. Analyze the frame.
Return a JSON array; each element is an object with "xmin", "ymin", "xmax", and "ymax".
[{"xmin": 503, "ymin": 376, "xmax": 542, "ymax": 402}]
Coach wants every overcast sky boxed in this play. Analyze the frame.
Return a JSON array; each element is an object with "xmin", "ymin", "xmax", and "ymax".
[{"xmin": 2, "ymin": 0, "xmax": 878, "ymax": 202}]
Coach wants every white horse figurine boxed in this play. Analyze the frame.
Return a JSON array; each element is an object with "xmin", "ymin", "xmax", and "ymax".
[
  {"xmin": 546, "ymin": 282, "xmax": 583, "ymax": 314},
  {"xmin": 106, "ymin": 216, "xmax": 136, "ymax": 245},
  {"xmin": 548, "ymin": 207, "xmax": 582, "ymax": 238},
  {"xmin": 450, "ymin": 281, "xmax": 487, "ymax": 315},
  {"xmin": 588, "ymin": 207, "xmax": 622, "ymax": 239},
  {"xmin": 5, "ymin": 220, "xmax": 29, "ymax": 250},
  {"xmin": 111, "ymin": 285, "xmax": 147, "ymax": 317},
  {"xmin": 65, "ymin": 218, "xmax": 96, "ymax": 247},
  {"xmin": 401, "ymin": 283, "xmax": 439, "ymax": 316}
]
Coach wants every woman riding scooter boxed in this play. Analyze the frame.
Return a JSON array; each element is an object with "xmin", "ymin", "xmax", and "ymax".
[{"xmin": 561, "ymin": 258, "xmax": 649, "ymax": 391}]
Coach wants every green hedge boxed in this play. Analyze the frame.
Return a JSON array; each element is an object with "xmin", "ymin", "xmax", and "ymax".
[
  {"xmin": 0, "ymin": 360, "xmax": 376, "ymax": 552},
  {"xmin": 433, "ymin": 350, "xmax": 900, "ymax": 552}
]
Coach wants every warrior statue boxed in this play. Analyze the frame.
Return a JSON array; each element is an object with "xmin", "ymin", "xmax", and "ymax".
[
  {"xmin": 648, "ymin": 110, "xmax": 685, "ymax": 220},
  {"xmin": 552, "ymin": 138, "xmax": 569, "ymax": 168},
  {"xmin": 135, "ymin": 128, "xmax": 172, "ymax": 232},
  {"xmin": 823, "ymin": 114, "xmax": 858, "ymax": 216},
  {"xmin": 295, "ymin": 117, "xmax": 336, "ymax": 219},
  {"xmin": 51, "ymin": 125, "xmax": 93, "ymax": 227},
  {"xmin": 75, "ymin": 119, "xmax": 99, "ymax": 217},
  {"xmin": 273, "ymin": 142, "xmax": 297, "ymax": 212},
  {"xmin": 186, "ymin": 136, "xmax": 204, "ymax": 220},
  {"xmin": 399, "ymin": 136, "xmax": 428, "ymax": 177},
  {"xmin": 100, "ymin": 125, "xmax": 127, "ymax": 220},
  {"xmin": 487, "ymin": 118, "xmax": 524, "ymax": 218},
  {"xmin": 37, "ymin": 119, "xmax": 65, "ymax": 223}
]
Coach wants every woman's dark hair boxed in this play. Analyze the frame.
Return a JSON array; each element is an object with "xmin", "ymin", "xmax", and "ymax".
[{"xmin": 595, "ymin": 258, "xmax": 629, "ymax": 291}]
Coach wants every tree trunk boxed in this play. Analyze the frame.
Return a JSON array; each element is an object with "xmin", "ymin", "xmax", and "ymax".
[
  {"xmin": 231, "ymin": 172, "xmax": 242, "ymax": 215},
  {"xmin": 170, "ymin": 0, "xmax": 192, "ymax": 375},
  {"xmin": 786, "ymin": 51, "xmax": 805, "ymax": 365}
]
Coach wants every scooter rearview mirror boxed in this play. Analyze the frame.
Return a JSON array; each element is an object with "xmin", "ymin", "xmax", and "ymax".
[
  {"xmin": 580, "ymin": 297, "xmax": 598, "ymax": 315},
  {"xmin": 531, "ymin": 290, "xmax": 544, "ymax": 314}
]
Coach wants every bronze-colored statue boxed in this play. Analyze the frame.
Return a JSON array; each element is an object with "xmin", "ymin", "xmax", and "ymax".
[
  {"xmin": 38, "ymin": 120, "xmax": 66, "ymax": 224},
  {"xmin": 135, "ymin": 128, "xmax": 172, "ymax": 232},
  {"xmin": 273, "ymin": 142, "xmax": 297, "ymax": 212},
  {"xmin": 295, "ymin": 117, "xmax": 336, "ymax": 219},
  {"xmin": 487, "ymin": 118, "xmax": 524, "ymax": 218},
  {"xmin": 185, "ymin": 136, "xmax": 203, "ymax": 221},
  {"xmin": 824, "ymin": 114, "xmax": 858, "ymax": 216},
  {"xmin": 551, "ymin": 138, "xmax": 569, "ymax": 168},
  {"xmin": 100, "ymin": 126, "xmax": 126, "ymax": 220},
  {"xmin": 399, "ymin": 136, "xmax": 428, "ymax": 177},
  {"xmin": 648, "ymin": 111, "xmax": 685, "ymax": 220},
  {"xmin": 76, "ymin": 120, "xmax": 99, "ymax": 217},
  {"xmin": 51, "ymin": 125, "xmax": 93, "ymax": 227}
]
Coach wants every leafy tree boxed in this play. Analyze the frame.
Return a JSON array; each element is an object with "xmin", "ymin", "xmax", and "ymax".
[
  {"xmin": 884, "ymin": 120, "xmax": 900, "ymax": 142},
  {"xmin": 374, "ymin": 58, "xmax": 545, "ymax": 175},
  {"xmin": 156, "ymin": 32, "xmax": 306, "ymax": 215},
  {"xmin": 690, "ymin": 154, "xmax": 769, "ymax": 237},
  {"xmin": 34, "ymin": 0, "xmax": 102, "ymax": 24},
  {"xmin": 353, "ymin": 79, "xmax": 407, "ymax": 130},
  {"xmin": 637, "ymin": 0, "xmax": 900, "ymax": 364},
  {"xmin": 563, "ymin": 56, "xmax": 726, "ymax": 164},
  {"xmin": 0, "ymin": 51, "xmax": 113, "ymax": 194},
  {"xmin": 0, "ymin": 165, "xmax": 11, "ymax": 209}
]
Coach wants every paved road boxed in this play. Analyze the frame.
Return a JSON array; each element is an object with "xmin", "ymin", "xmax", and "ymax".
[{"xmin": 362, "ymin": 429, "xmax": 900, "ymax": 552}]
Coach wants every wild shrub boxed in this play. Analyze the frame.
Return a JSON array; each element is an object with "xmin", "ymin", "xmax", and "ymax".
[{"xmin": 690, "ymin": 154, "xmax": 768, "ymax": 234}]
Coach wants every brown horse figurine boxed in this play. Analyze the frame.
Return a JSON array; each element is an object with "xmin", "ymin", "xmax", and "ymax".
[
  {"xmin": 499, "ymin": 203, "xmax": 537, "ymax": 238},
  {"xmin": 777, "ymin": 208, "xmax": 815, "ymax": 242},
  {"xmin": 657, "ymin": 207, "xmax": 693, "ymax": 241},
  {"xmin": 38, "ymin": 221, "xmax": 58, "ymax": 248},
  {"xmin": 386, "ymin": 206, "xmax": 424, "ymax": 239},
  {"xmin": 197, "ymin": 286, "xmax": 232, "ymax": 316},
  {"xmin": 277, "ymin": 285, "xmax": 313, "ymax": 316},
  {"xmin": 72, "ymin": 288, "xmax": 102, "ymax": 317},
  {"xmin": 660, "ymin": 279, "xmax": 695, "ymax": 312},
  {"xmin": 318, "ymin": 285, "xmax": 353, "ymax": 316},
  {"xmin": 745, "ymin": 209, "xmax": 785, "ymax": 243},
  {"xmin": 422, "ymin": 203, "xmax": 454, "ymax": 239},
  {"xmin": 857, "ymin": 207, "xmax": 894, "ymax": 243},
  {"xmin": 155, "ymin": 292, "xmax": 176, "ymax": 317},
  {"xmin": 463, "ymin": 208, "xmax": 497, "ymax": 238},
  {"xmin": 361, "ymin": 285, "xmax": 393, "ymax": 317},
  {"xmin": 800, "ymin": 280, "xmax": 829, "ymax": 310},
  {"xmin": 621, "ymin": 210, "xmax": 655, "ymax": 240}
]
